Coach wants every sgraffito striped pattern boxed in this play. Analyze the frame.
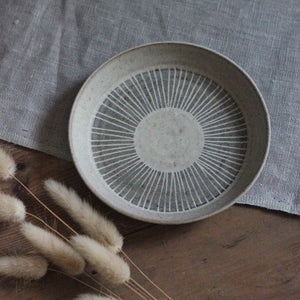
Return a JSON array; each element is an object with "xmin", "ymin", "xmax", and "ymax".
[{"xmin": 91, "ymin": 68, "xmax": 247, "ymax": 212}]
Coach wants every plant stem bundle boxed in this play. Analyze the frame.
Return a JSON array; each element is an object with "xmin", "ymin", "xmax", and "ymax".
[{"xmin": 0, "ymin": 147, "xmax": 172, "ymax": 299}]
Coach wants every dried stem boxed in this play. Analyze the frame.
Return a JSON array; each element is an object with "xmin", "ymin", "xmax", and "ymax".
[
  {"xmin": 121, "ymin": 250, "xmax": 172, "ymax": 299},
  {"xmin": 13, "ymin": 174, "xmax": 163, "ymax": 299},
  {"xmin": 130, "ymin": 278, "xmax": 157, "ymax": 300},
  {"xmin": 83, "ymin": 272, "xmax": 121, "ymax": 300},
  {"xmin": 128, "ymin": 281, "xmax": 154, "ymax": 300},
  {"xmin": 48, "ymin": 268, "xmax": 111, "ymax": 297},
  {"xmin": 124, "ymin": 281, "xmax": 148, "ymax": 300}
]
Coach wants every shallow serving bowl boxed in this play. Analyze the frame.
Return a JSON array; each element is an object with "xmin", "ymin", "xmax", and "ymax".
[{"xmin": 69, "ymin": 42, "xmax": 270, "ymax": 224}]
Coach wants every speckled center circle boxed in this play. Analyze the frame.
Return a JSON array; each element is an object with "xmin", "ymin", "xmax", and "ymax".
[{"xmin": 134, "ymin": 108, "xmax": 204, "ymax": 172}]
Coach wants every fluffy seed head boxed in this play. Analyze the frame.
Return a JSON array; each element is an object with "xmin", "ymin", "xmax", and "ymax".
[
  {"xmin": 70, "ymin": 235, "xmax": 130, "ymax": 285},
  {"xmin": 74, "ymin": 294, "xmax": 116, "ymax": 300},
  {"xmin": 0, "ymin": 255, "xmax": 48, "ymax": 280},
  {"xmin": 21, "ymin": 222, "xmax": 85, "ymax": 275},
  {"xmin": 0, "ymin": 148, "xmax": 16, "ymax": 180},
  {"xmin": 0, "ymin": 192, "xmax": 26, "ymax": 223},
  {"xmin": 45, "ymin": 179, "xmax": 123, "ymax": 253}
]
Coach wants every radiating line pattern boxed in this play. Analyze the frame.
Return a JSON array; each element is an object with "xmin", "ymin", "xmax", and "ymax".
[{"xmin": 91, "ymin": 68, "xmax": 248, "ymax": 212}]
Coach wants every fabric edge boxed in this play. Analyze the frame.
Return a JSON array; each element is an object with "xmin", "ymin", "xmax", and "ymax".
[
  {"xmin": 238, "ymin": 195, "xmax": 299, "ymax": 216},
  {"xmin": 0, "ymin": 131, "xmax": 72, "ymax": 161}
]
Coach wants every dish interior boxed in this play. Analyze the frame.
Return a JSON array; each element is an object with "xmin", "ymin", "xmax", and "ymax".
[
  {"xmin": 69, "ymin": 43, "xmax": 269, "ymax": 223},
  {"xmin": 92, "ymin": 68, "xmax": 247, "ymax": 212}
]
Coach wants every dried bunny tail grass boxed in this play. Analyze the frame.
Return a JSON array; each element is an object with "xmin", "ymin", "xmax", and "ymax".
[
  {"xmin": 70, "ymin": 235, "xmax": 130, "ymax": 285},
  {"xmin": 45, "ymin": 179, "xmax": 123, "ymax": 253},
  {"xmin": 0, "ymin": 256, "xmax": 48, "ymax": 280},
  {"xmin": 21, "ymin": 222, "xmax": 85, "ymax": 276},
  {"xmin": 0, "ymin": 147, "xmax": 16, "ymax": 180},
  {"xmin": 74, "ymin": 294, "xmax": 116, "ymax": 300},
  {"xmin": 0, "ymin": 192, "xmax": 26, "ymax": 223}
]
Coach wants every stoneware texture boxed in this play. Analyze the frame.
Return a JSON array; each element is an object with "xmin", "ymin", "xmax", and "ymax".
[{"xmin": 69, "ymin": 42, "xmax": 270, "ymax": 224}]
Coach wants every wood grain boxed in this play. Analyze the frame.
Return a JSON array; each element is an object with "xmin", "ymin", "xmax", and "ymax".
[{"xmin": 0, "ymin": 141, "xmax": 299, "ymax": 300}]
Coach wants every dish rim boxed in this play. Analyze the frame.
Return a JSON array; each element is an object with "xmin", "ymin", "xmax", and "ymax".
[{"xmin": 68, "ymin": 41, "xmax": 271, "ymax": 224}]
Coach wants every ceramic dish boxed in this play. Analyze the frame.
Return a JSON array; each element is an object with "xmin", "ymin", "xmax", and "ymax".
[{"xmin": 69, "ymin": 42, "xmax": 270, "ymax": 224}]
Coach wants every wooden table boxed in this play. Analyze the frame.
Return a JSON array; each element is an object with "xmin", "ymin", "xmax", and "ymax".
[{"xmin": 0, "ymin": 141, "xmax": 299, "ymax": 300}]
